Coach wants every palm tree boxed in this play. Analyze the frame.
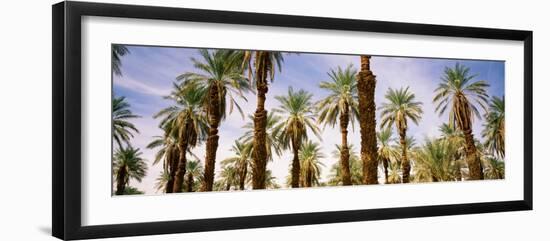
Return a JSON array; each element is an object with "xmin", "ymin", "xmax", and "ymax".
[
  {"xmin": 439, "ymin": 123, "xmax": 466, "ymax": 181},
  {"xmin": 112, "ymin": 44, "xmax": 129, "ymax": 76},
  {"xmin": 147, "ymin": 130, "xmax": 179, "ymax": 193},
  {"xmin": 387, "ymin": 162, "xmax": 402, "ymax": 184},
  {"xmin": 154, "ymin": 82, "xmax": 208, "ymax": 193},
  {"xmin": 298, "ymin": 141, "xmax": 326, "ymax": 187},
  {"xmin": 433, "ymin": 63, "xmax": 489, "ymax": 180},
  {"xmin": 377, "ymin": 127, "xmax": 397, "ymax": 184},
  {"xmin": 482, "ymin": 96, "xmax": 505, "ymax": 158},
  {"xmin": 380, "ymin": 87, "xmax": 423, "ymax": 183},
  {"xmin": 112, "ymin": 96, "xmax": 140, "ymax": 149},
  {"xmin": 328, "ymin": 144, "xmax": 363, "ymax": 185},
  {"xmin": 356, "ymin": 56, "xmax": 378, "ymax": 184},
  {"xmin": 216, "ymin": 165, "xmax": 239, "ymax": 191},
  {"xmin": 483, "ymin": 156, "xmax": 505, "ymax": 179},
  {"xmin": 263, "ymin": 170, "xmax": 281, "ymax": 189},
  {"xmin": 113, "ymin": 146, "xmax": 147, "ymax": 195},
  {"xmin": 178, "ymin": 49, "xmax": 251, "ymax": 191},
  {"xmin": 184, "ymin": 160, "xmax": 203, "ymax": 192},
  {"xmin": 221, "ymin": 141, "xmax": 253, "ymax": 190},
  {"xmin": 317, "ymin": 65, "xmax": 359, "ymax": 186},
  {"xmin": 412, "ymin": 139, "xmax": 459, "ymax": 182},
  {"xmin": 273, "ymin": 87, "xmax": 321, "ymax": 188},
  {"xmin": 239, "ymin": 112, "xmax": 283, "ymax": 189},
  {"xmin": 237, "ymin": 50, "xmax": 284, "ymax": 189},
  {"xmin": 154, "ymin": 171, "xmax": 170, "ymax": 193}
]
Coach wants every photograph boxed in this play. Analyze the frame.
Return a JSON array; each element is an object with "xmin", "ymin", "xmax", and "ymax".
[{"xmin": 111, "ymin": 44, "xmax": 505, "ymax": 195}]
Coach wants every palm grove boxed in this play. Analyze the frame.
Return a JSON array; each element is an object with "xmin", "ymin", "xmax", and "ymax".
[{"xmin": 112, "ymin": 46, "xmax": 505, "ymax": 195}]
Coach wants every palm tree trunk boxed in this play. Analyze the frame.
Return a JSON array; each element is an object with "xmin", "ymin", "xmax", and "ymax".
[
  {"xmin": 305, "ymin": 168, "xmax": 312, "ymax": 187},
  {"xmin": 340, "ymin": 103, "xmax": 352, "ymax": 186},
  {"xmin": 115, "ymin": 167, "xmax": 127, "ymax": 195},
  {"xmin": 463, "ymin": 128, "xmax": 484, "ymax": 180},
  {"xmin": 252, "ymin": 52, "xmax": 269, "ymax": 189},
  {"xmin": 225, "ymin": 182, "xmax": 231, "ymax": 191},
  {"xmin": 357, "ymin": 56, "xmax": 379, "ymax": 184},
  {"xmin": 202, "ymin": 85, "xmax": 222, "ymax": 191},
  {"xmin": 399, "ymin": 128, "xmax": 410, "ymax": 183},
  {"xmin": 239, "ymin": 162, "xmax": 248, "ymax": 190},
  {"xmin": 186, "ymin": 173, "xmax": 194, "ymax": 192},
  {"xmin": 382, "ymin": 158, "xmax": 389, "ymax": 184},
  {"xmin": 173, "ymin": 141, "xmax": 189, "ymax": 193},
  {"xmin": 291, "ymin": 140, "xmax": 301, "ymax": 188},
  {"xmin": 165, "ymin": 151, "xmax": 177, "ymax": 193}
]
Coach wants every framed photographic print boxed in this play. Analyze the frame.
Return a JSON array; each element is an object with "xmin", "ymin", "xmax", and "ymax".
[{"xmin": 52, "ymin": 1, "xmax": 533, "ymax": 240}]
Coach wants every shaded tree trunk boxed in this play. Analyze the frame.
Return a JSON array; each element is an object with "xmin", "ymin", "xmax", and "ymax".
[
  {"xmin": 173, "ymin": 136, "xmax": 189, "ymax": 193},
  {"xmin": 463, "ymin": 128, "xmax": 484, "ymax": 180},
  {"xmin": 382, "ymin": 158, "xmax": 389, "ymax": 184},
  {"xmin": 165, "ymin": 150, "xmax": 178, "ymax": 193},
  {"xmin": 399, "ymin": 128, "xmax": 410, "ymax": 183},
  {"xmin": 291, "ymin": 140, "xmax": 301, "ymax": 188},
  {"xmin": 252, "ymin": 52, "xmax": 269, "ymax": 189},
  {"xmin": 357, "ymin": 56, "xmax": 379, "ymax": 184},
  {"xmin": 340, "ymin": 103, "xmax": 352, "ymax": 186},
  {"xmin": 202, "ymin": 85, "xmax": 222, "ymax": 191},
  {"xmin": 115, "ymin": 166, "xmax": 127, "ymax": 195},
  {"xmin": 186, "ymin": 173, "xmax": 194, "ymax": 192},
  {"xmin": 225, "ymin": 182, "xmax": 231, "ymax": 191},
  {"xmin": 239, "ymin": 162, "xmax": 248, "ymax": 190},
  {"xmin": 305, "ymin": 168, "xmax": 312, "ymax": 187}
]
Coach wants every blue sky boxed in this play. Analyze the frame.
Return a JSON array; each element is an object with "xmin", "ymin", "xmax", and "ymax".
[{"xmin": 114, "ymin": 45, "xmax": 504, "ymax": 194}]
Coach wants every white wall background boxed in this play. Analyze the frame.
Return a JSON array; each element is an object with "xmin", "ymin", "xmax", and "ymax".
[{"xmin": 0, "ymin": 0, "xmax": 546, "ymax": 240}]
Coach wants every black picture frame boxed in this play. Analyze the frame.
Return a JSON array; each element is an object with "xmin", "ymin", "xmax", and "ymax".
[{"xmin": 52, "ymin": 1, "xmax": 533, "ymax": 240}]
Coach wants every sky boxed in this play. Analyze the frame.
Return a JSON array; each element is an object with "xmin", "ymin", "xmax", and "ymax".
[{"xmin": 113, "ymin": 45, "xmax": 504, "ymax": 195}]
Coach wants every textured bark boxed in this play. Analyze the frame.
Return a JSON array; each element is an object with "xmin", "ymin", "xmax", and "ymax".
[
  {"xmin": 464, "ymin": 128, "xmax": 484, "ymax": 180},
  {"xmin": 165, "ymin": 150, "xmax": 178, "ymax": 193},
  {"xmin": 115, "ymin": 167, "xmax": 127, "ymax": 195},
  {"xmin": 305, "ymin": 168, "xmax": 312, "ymax": 187},
  {"xmin": 185, "ymin": 173, "xmax": 194, "ymax": 192},
  {"xmin": 252, "ymin": 52, "xmax": 269, "ymax": 189},
  {"xmin": 291, "ymin": 140, "xmax": 301, "ymax": 188},
  {"xmin": 201, "ymin": 85, "xmax": 222, "ymax": 191},
  {"xmin": 239, "ymin": 162, "xmax": 248, "ymax": 190},
  {"xmin": 339, "ymin": 103, "xmax": 352, "ymax": 185},
  {"xmin": 399, "ymin": 128, "xmax": 410, "ymax": 183},
  {"xmin": 357, "ymin": 56, "xmax": 379, "ymax": 184},
  {"xmin": 172, "ymin": 141, "xmax": 188, "ymax": 193},
  {"xmin": 382, "ymin": 158, "xmax": 389, "ymax": 184}
]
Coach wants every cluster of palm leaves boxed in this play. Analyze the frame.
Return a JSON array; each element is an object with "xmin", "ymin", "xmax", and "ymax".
[{"xmin": 113, "ymin": 47, "xmax": 506, "ymax": 194}]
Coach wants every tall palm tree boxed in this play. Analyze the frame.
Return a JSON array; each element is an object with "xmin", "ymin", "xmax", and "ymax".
[
  {"xmin": 177, "ymin": 49, "xmax": 251, "ymax": 191},
  {"xmin": 377, "ymin": 127, "xmax": 397, "ymax": 184},
  {"xmin": 237, "ymin": 50, "xmax": 284, "ymax": 189},
  {"xmin": 482, "ymin": 96, "xmax": 505, "ymax": 158},
  {"xmin": 113, "ymin": 96, "xmax": 140, "ymax": 149},
  {"xmin": 299, "ymin": 141, "xmax": 326, "ymax": 187},
  {"xmin": 433, "ymin": 63, "xmax": 489, "ymax": 180},
  {"xmin": 185, "ymin": 160, "xmax": 203, "ymax": 192},
  {"xmin": 356, "ymin": 56, "xmax": 378, "ymax": 184},
  {"xmin": 328, "ymin": 144, "xmax": 363, "ymax": 185},
  {"xmin": 113, "ymin": 146, "xmax": 147, "ymax": 195},
  {"xmin": 221, "ymin": 141, "xmax": 253, "ymax": 190},
  {"xmin": 412, "ymin": 139, "xmax": 459, "ymax": 182},
  {"xmin": 147, "ymin": 129, "xmax": 179, "ymax": 193},
  {"xmin": 380, "ymin": 87, "xmax": 423, "ymax": 183},
  {"xmin": 273, "ymin": 87, "xmax": 321, "ymax": 188},
  {"xmin": 317, "ymin": 64, "xmax": 359, "ymax": 186},
  {"xmin": 154, "ymin": 82, "xmax": 208, "ymax": 192},
  {"xmin": 112, "ymin": 44, "xmax": 129, "ymax": 76}
]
